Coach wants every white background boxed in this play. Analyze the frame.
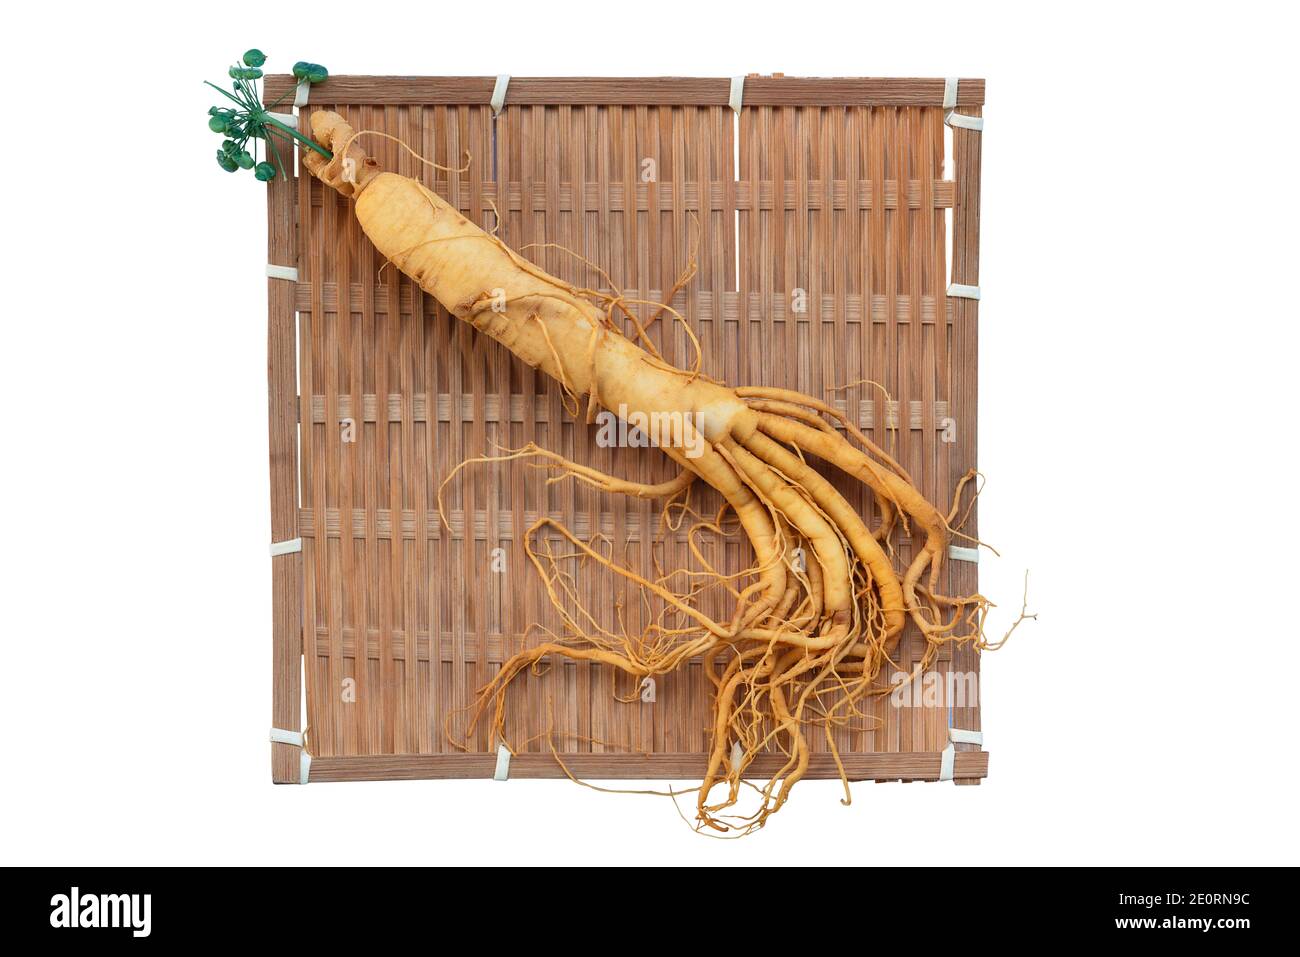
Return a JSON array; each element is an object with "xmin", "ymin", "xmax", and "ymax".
[{"xmin": 5, "ymin": 1, "xmax": 1297, "ymax": 866}]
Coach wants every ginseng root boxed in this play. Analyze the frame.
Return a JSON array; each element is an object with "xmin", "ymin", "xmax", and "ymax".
[{"xmin": 305, "ymin": 110, "xmax": 1028, "ymax": 833}]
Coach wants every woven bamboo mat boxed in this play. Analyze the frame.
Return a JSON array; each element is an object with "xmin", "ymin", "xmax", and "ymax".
[{"xmin": 264, "ymin": 76, "xmax": 986, "ymax": 784}]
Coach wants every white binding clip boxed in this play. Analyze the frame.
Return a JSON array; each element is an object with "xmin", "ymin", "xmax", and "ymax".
[
  {"xmin": 491, "ymin": 75, "xmax": 510, "ymax": 117},
  {"xmin": 269, "ymin": 537, "xmax": 303, "ymax": 557},
  {"xmin": 266, "ymin": 264, "xmax": 299, "ymax": 282},
  {"xmin": 947, "ymin": 282, "xmax": 981, "ymax": 301},
  {"xmin": 639, "ymin": 677, "xmax": 657, "ymax": 703},
  {"xmin": 266, "ymin": 78, "xmax": 310, "ymax": 160},
  {"xmin": 943, "ymin": 78, "xmax": 984, "ymax": 132},
  {"xmin": 938, "ymin": 727, "xmax": 983, "ymax": 782},
  {"xmin": 269, "ymin": 727, "xmax": 311, "ymax": 784},
  {"xmin": 948, "ymin": 544, "xmax": 979, "ymax": 564},
  {"xmin": 729, "ymin": 76, "xmax": 745, "ymax": 114},
  {"xmin": 493, "ymin": 743, "xmax": 512, "ymax": 781},
  {"xmin": 271, "ymin": 79, "xmax": 311, "ymax": 150}
]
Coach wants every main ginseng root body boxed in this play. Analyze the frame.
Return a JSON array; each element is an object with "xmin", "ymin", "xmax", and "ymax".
[{"xmin": 306, "ymin": 110, "xmax": 1001, "ymax": 833}]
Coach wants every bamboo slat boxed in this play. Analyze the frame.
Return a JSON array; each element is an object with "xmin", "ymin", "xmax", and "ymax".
[
  {"xmin": 307, "ymin": 750, "xmax": 989, "ymax": 782},
  {"xmin": 266, "ymin": 77, "xmax": 985, "ymax": 783},
  {"xmin": 950, "ymin": 105, "xmax": 984, "ymax": 784},
  {"xmin": 264, "ymin": 75, "xmax": 986, "ymax": 108},
  {"xmin": 267, "ymin": 148, "xmax": 301, "ymax": 784}
]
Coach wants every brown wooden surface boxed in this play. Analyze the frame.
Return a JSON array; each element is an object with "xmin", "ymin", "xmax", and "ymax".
[
  {"xmin": 950, "ymin": 105, "xmax": 984, "ymax": 784},
  {"xmin": 308, "ymin": 750, "xmax": 989, "ymax": 782},
  {"xmin": 265, "ymin": 75, "xmax": 985, "ymax": 108},
  {"xmin": 267, "ymin": 162, "xmax": 301, "ymax": 783},
  {"xmin": 266, "ymin": 77, "xmax": 985, "ymax": 782}
]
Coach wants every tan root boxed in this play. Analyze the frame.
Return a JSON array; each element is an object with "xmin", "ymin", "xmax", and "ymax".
[{"xmin": 306, "ymin": 110, "xmax": 1033, "ymax": 834}]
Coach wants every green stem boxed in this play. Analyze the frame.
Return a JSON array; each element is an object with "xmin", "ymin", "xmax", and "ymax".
[
  {"xmin": 265, "ymin": 86, "xmax": 295, "ymax": 109},
  {"xmin": 268, "ymin": 134, "xmax": 288, "ymax": 179},
  {"xmin": 262, "ymin": 113, "xmax": 332, "ymax": 159},
  {"xmin": 205, "ymin": 80, "xmax": 248, "ymax": 107}
]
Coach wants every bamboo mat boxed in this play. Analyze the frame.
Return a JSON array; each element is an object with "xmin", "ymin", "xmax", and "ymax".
[{"xmin": 264, "ymin": 77, "xmax": 986, "ymax": 784}]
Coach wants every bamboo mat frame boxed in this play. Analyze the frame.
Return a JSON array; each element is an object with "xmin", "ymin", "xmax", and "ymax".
[{"xmin": 265, "ymin": 76, "xmax": 985, "ymax": 785}]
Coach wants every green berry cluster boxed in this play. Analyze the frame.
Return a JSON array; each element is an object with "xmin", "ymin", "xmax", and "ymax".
[{"xmin": 205, "ymin": 49, "xmax": 332, "ymax": 184}]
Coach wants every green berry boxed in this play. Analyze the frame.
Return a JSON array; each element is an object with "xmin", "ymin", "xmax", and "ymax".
[
  {"xmin": 209, "ymin": 116, "xmax": 228, "ymax": 133},
  {"xmin": 235, "ymin": 150, "xmax": 255, "ymax": 170},
  {"xmin": 217, "ymin": 151, "xmax": 239, "ymax": 173},
  {"xmin": 254, "ymin": 162, "xmax": 277, "ymax": 182},
  {"xmin": 243, "ymin": 49, "xmax": 267, "ymax": 68},
  {"xmin": 292, "ymin": 61, "xmax": 328, "ymax": 84}
]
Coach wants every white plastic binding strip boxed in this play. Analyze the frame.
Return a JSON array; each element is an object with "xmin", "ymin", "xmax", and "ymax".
[
  {"xmin": 729, "ymin": 76, "xmax": 745, "ymax": 114},
  {"xmin": 938, "ymin": 727, "xmax": 983, "ymax": 782},
  {"xmin": 943, "ymin": 77, "xmax": 959, "ymax": 110},
  {"xmin": 947, "ymin": 282, "xmax": 981, "ymax": 300},
  {"xmin": 947, "ymin": 112, "xmax": 984, "ymax": 132},
  {"xmin": 269, "ymin": 728, "xmax": 311, "ymax": 784},
  {"xmin": 943, "ymin": 77, "xmax": 984, "ymax": 132},
  {"xmin": 948, "ymin": 544, "xmax": 979, "ymax": 564},
  {"xmin": 266, "ymin": 264, "xmax": 299, "ymax": 282},
  {"xmin": 275, "ymin": 80, "xmax": 310, "ymax": 162},
  {"xmin": 269, "ymin": 727, "xmax": 304, "ymax": 747},
  {"xmin": 491, "ymin": 75, "xmax": 510, "ymax": 117},
  {"xmin": 493, "ymin": 743, "xmax": 512, "ymax": 781},
  {"xmin": 639, "ymin": 677, "xmax": 657, "ymax": 703},
  {"xmin": 269, "ymin": 537, "xmax": 303, "ymax": 557}
]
